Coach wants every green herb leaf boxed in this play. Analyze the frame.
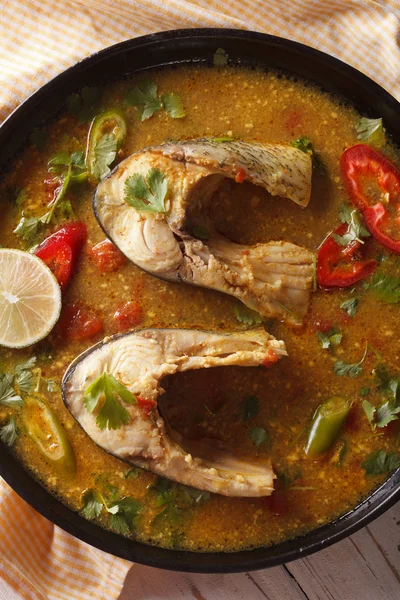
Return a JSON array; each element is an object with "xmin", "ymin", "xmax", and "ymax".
[
  {"xmin": 124, "ymin": 467, "xmax": 140, "ymax": 479},
  {"xmin": 234, "ymin": 303, "xmax": 262, "ymax": 326},
  {"xmin": 0, "ymin": 373, "xmax": 23, "ymax": 407},
  {"xmin": 179, "ymin": 485, "xmax": 210, "ymax": 505},
  {"xmin": 30, "ymin": 128, "xmax": 48, "ymax": 150},
  {"xmin": 83, "ymin": 372, "xmax": 136, "ymax": 430},
  {"xmin": 67, "ymin": 87, "xmax": 102, "ymax": 122},
  {"xmin": 150, "ymin": 477, "xmax": 177, "ymax": 507},
  {"xmin": 0, "ymin": 416, "xmax": 19, "ymax": 447},
  {"xmin": 276, "ymin": 469, "xmax": 301, "ymax": 489},
  {"xmin": 125, "ymin": 80, "xmax": 163, "ymax": 121},
  {"xmin": 249, "ymin": 427, "xmax": 269, "ymax": 447},
  {"xmin": 162, "ymin": 92, "xmax": 185, "ymax": 119},
  {"xmin": 125, "ymin": 168, "xmax": 168, "ymax": 213},
  {"xmin": 333, "ymin": 205, "xmax": 370, "ymax": 246},
  {"xmin": 317, "ymin": 327, "xmax": 342, "ymax": 350},
  {"xmin": 108, "ymin": 497, "xmax": 142, "ymax": 533},
  {"xmin": 356, "ymin": 117, "xmax": 385, "ymax": 146},
  {"xmin": 109, "ymin": 513, "xmax": 130, "ymax": 535},
  {"xmin": 291, "ymin": 136, "xmax": 325, "ymax": 171},
  {"xmin": 15, "ymin": 369, "xmax": 35, "ymax": 394},
  {"xmin": 46, "ymin": 379, "xmax": 59, "ymax": 393},
  {"xmin": 243, "ymin": 395, "xmax": 259, "ymax": 421},
  {"xmin": 375, "ymin": 364, "xmax": 400, "ymax": 402},
  {"xmin": 364, "ymin": 272, "xmax": 400, "ymax": 304},
  {"xmin": 92, "ymin": 133, "xmax": 118, "ymax": 181},
  {"xmin": 81, "ymin": 489, "xmax": 103, "ymax": 519},
  {"xmin": 359, "ymin": 387, "xmax": 371, "ymax": 397},
  {"xmin": 213, "ymin": 48, "xmax": 228, "ymax": 66},
  {"xmin": 191, "ymin": 225, "xmax": 210, "ymax": 241},
  {"xmin": 13, "ymin": 215, "xmax": 42, "ymax": 245},
  {"xmin": 333, "ymin": 360, "xmax": 363, "ymax": 378},
  {"xmin": 362, "ymin": 450, "xmax": 400, "ymax": 476},
  {"xmin": 340, "ymin": 297, "xmax": 359, "ymax": 317}
]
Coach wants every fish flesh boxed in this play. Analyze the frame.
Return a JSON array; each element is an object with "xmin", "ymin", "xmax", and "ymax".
[
  {"xmin": 94, "ymin": 140, "xmax": 314, "ymax": 324},
  {"xmin": 62, "ymin": 328, "xmax": 287, "ymax": 497}
]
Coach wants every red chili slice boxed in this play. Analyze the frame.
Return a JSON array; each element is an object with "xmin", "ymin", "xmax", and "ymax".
[
  {"xmin": 35, "ymin": 222, "xmax": 87, "ymax": 292},
  {"xmin": 317, "ymin": 223, "xmax": 377, "ymax": 288},
  {"xmin": 88, "ymin": 239, "xmax": 126, "ymax": 273},
  {"xmin": 341, "ymin": 144, "xmax": 400, "ymax": 253},
  {"xmin": 58, "ymin": 303, "xmax": 103, "ymax": 341}
]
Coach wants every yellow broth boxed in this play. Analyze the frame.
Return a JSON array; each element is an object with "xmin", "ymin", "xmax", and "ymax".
[{"xmin": 0, "ymin": 65, "xmax": 399, "ymax": 552}]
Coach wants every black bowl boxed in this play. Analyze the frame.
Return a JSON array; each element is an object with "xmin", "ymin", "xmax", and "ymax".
[{"xmin": 0, "ymin": 28, "xmax": 399, "ymax": 573}]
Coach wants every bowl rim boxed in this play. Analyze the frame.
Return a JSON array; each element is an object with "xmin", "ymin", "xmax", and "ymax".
[{"xmin": 0, "ymin": 27, "xmax": 399, "ymax": 573}]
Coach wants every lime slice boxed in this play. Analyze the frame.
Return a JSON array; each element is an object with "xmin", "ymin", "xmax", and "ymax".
[{"xmin": 0, "ymin": 249, "xmax": 61, "ymax": 348}]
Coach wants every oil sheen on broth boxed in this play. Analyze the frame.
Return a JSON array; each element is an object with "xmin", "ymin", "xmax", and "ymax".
[{"xmin": 0, "ymin": 65, "xmax": 399, "ymax": 552}]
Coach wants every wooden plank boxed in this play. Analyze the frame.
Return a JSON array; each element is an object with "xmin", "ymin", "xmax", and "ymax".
[{"xmin": 119, "ymin": 503, "xmax": 400, "ymax": 600}]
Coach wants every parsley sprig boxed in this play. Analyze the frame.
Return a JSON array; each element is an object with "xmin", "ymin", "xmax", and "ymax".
[
  {"xmin": 83, "ymin": 372, "xmax": 136, "ymax": 430},
  {"xmin": 362, "ymin": 450, "xmax": 400, "ymax": 475},
  {"xmin": 363, "ymin": 271, "xmax": 400, "ymax": 304},
  {"xmin": 0, "ymin": 416, "xmax": 19, "ymax": 447},
  {"xmin": 125, "ymin": 168, "xmax": 168, "ymax": 213},
  {"xmin": 340, "ymin": 297, "xmax": 359, "ymax": 317},
  {"xmin": 317, "ymin": 326, "xmax": 342, "ymax": 350},
  {"xmin": 234, "ymin": 303, "xmax": 262, "ymax": 326},
  {"xmin": 81, "ymin": 488, "xmax": 142, "ymax": 535},
  {"xmin": 291, "ymin": 136, "xmax": 325, "ymax": 171},
  {"xmin": 333, "ymin": 342, "xmax": 369, "ymax": 378}
]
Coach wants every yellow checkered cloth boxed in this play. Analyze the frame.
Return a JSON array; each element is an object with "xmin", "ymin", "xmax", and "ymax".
[{"xmin": 0, "ymin": 1, "xmax": 399, "ymax": 598}]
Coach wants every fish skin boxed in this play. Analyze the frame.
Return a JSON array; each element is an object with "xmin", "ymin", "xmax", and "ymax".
[
  {"xmin": 62, "ymin": 328, "xmax": 286, "ymax": 497},
  {"xmin": 94, "ymin": 140, "xmax": 314, "ymax": 324}
]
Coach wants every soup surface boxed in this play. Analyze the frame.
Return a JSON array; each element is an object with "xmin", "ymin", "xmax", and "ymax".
[{"xmin": 0, "ymin": 63, "xmax": 399, "ymax": 552}]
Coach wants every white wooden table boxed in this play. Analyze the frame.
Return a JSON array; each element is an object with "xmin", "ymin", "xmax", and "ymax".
[{"xmin": 120, "ymin": 502, "xmax": 399, "ymax": 600}]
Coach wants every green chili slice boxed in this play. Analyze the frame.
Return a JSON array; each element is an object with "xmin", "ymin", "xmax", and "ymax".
[
  {"xmin": 22, "ymin": 395, "xmax": 76, "ymax": 476},
  {"xmin": 86, "ymin": 110, "xmax": 127, "ymax": 180},
  {"xmin": 305, "ymin": 396, "xmax": 351, "ymax": 458}
]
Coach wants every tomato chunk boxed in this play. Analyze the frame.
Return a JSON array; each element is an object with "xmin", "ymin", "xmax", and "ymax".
[
  {"xmin": 235, "ymin": 167, "xmax": 247, "ymax": 183},
  {"xmin": 341, "ymin": 144, "xmax": 400, "ymax": 253},
  {"xmin": 136, "ymin": 396, "xmax": 157, "ymax": 415},
  {"xmin": 113, "ymin": 301, "xmax": 142, "ymax": 333},
  {"xmin": 317, "ymin": 223, "xmax": 376, "ymax": 288},
  {"xmin": 58, "ymin": 303, "xmax": 103, "ymax": 341},
  {"xmin": 88, "ymin": 239, "xmax": 126, "ymax": 272},
  {"xmin": 262, "ymin": 349, "xmax": 279, "ymax": 368},
  {"xmin": 35, "ymin": 222, "xmax": 87, "ymax": 292}
]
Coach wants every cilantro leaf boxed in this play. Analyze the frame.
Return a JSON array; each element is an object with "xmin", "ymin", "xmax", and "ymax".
[
  {"xmin": 375, "ymin": 364, "xmax": 400, "ymax": 401},
  {"xmin": 124, "ymin": 467, "xmax": 140, "ymax": 479},
  {"xmin": 249, "ymin": 427, "xmax": 269, "ymax": 447},
  {"xmin": 179, "ymin": 485, "xmax": 210, "ymax": 505},
  {"xmin": 317, "ymin": 327, "xmax": 342, "ymax": 350},
  {"xmin": 150, "ymin": 477, "xmax": 177, "ymax": 507},
  {"xmin": 333, "ymin": 205, "xmax": 370, "ymax": 246},
  {"xmin": 125, "ymin": 80, "xmax": 163, "ymax": 120},
  {"xmin": 162, "ymin": 92, "xmax": 185, "ymax": 119},
  {"xmin": 13, "ymin": 215, "xmax": 43, "ymax": 245},
  {"xmin": 109, "ymin": 497, "xmax": 142, "ymax": 533},
  {"xmin": 92, "ymin": 134, "xmax": 118, "ymax": 181},
  {"xmin": 362, "ymin": 450, "xmax": 400, "ymax": 476},
  {"xmin": 340, "ymin": 297, "xmax": 358, "ymax": 317},
  {"xmin": 359, "ymin": 387, "xmax": 371, "ymax": 397},
  {"xmin": 0, "ymin": 416, "xmax": 19, "ymax": 447},
  {"xmin": 291, "ymin": 136, "xmax": 325, "ymax": 171},
  {"xmin": 67, "ymin": 87, "xmax": 102, "ymax": 122},
  {"xmin": 0, "ymin": 373, "xmax": 24, "ymax": 407},
  {"xmin": 362, "ymin": 399, "xmax": 377, "ymax": 425},
  {"xmin": 125, "ymin": 168, "xmax": 168, "ymax": 213},
  {"xmin": 234, "ymin": 303, "xmax": 262, "ymax": 326},
  {"xmin": 48, "ymin": 150, "xmax": 87, "ymax": 180},
  {"xmin": 30, "ymin": 128, "xmax": 48, "ymax": 150},
  {"xmin": 15, "ymin": 369, "xmax": 35, "ymax": 394},
  {"xmin": 356, "ymin": 117, "xmax": 385, "ymax": 146},
  {"xmin": 213, "ymin": 48, "xmax": 228, "ymax": 66},
  {"xmin": 81, "ymin": 489, "xmax": 103, "ymax": 519},
  {"xmin": 83, "ymin": 372, "xmax": 136, "ymax": 430},
  {"xmin": 243, "ymin": 395, "xmax": 259, "ymax": 421},
  {"xmin": 334, "ymin": 360, "xmax": 363, "ymax": 378},
  {"xmin": 364, "ymin": 272, "xmax": 400, "ymax": 304}
]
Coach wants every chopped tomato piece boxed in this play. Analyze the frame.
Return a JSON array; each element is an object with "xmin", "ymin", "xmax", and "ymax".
[
  {"xmin": 35, "ymin": 221, "xmax": 87, "ymax": 292},
  {"xmin": 341, "ymin": 144, "xmax": 400, "ymax": 253},
  {"xmin": 88, "ymin": 239, "xmax": 126, "ymax": 272},
  {"xmin": 235, "ymin": 167, "xmax": 247, "ymax": 183},
  {"xmin": 58, "ymin": 303, "xmax": 103, "ymax": 341},
  {"xmin": 262, "ymin": 349, "xmax": 279, "ymax": 368},
  {"xmin": 136, "ymin": 396, "xmax": 157, "ymax": 415},
  {"xmin": 113, "ymin": 301, "xmax": 142, "ymax": 333},
  {"xmin": 317, "ymin": 223, "xmax": 376, "ymax": 288}
]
